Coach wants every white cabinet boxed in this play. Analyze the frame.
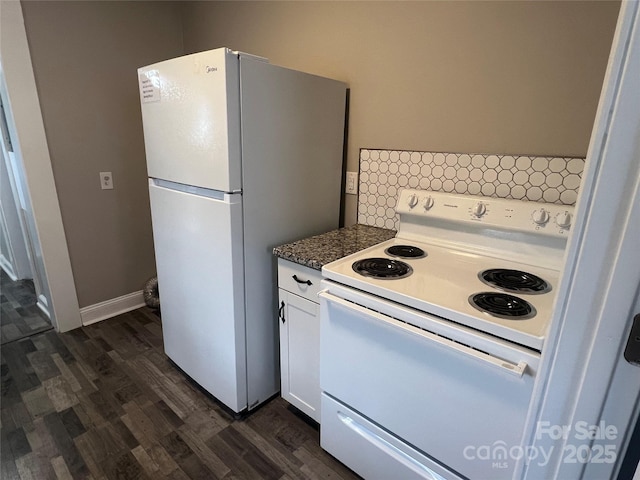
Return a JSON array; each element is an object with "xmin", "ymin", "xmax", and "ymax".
[{"xmin": 277, "ymin": 258, "xmax": 323, "ymax": 422}]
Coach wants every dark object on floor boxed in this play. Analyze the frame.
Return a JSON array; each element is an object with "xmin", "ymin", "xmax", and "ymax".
[{"xmin": 143, "ymin": 276, "xmax": 160, "ymax": 309}]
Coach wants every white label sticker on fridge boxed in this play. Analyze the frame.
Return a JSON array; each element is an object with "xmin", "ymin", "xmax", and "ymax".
[{"xmin": 139, "ymin": 71, "xmax": 160, "ymax": 103}]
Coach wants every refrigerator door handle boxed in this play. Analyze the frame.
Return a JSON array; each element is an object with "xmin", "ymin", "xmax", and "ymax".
[{"xmin": 150, "ymin": 178, "xmax": 238, "ymax": 201}]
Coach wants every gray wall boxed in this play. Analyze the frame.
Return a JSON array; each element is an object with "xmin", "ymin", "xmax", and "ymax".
[
  {"xmin": 180, "ymin": 1, "xmax": 620, "ymax": 224},
  {"xmin": 20, "ymin": 1, "xmax": 619, "ymax": 309},
  {"xmin": 21, "ymin": 1, "xmax": 183, "ymax": 307}
]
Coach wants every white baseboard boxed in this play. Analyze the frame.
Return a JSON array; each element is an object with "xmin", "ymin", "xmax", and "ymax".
[
  {"xmin": 36, "ymin": 294, "xmax": 51, "ymax": 319},
  {"xmin": 0, "ymin": 256, "xmax": 17, "ymax": 280},
  {"xmin": 80, "ymin": 290, "xmax": 145, "ymax": 326}
]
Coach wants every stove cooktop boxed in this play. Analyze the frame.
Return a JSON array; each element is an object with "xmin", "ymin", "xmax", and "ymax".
[{"xmin": 322, "ymin": 237, "xmax": 561, "ymax": 350}]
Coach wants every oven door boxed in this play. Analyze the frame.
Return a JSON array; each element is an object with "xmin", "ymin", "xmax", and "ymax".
[{"xmin": 319, "ymin": 284, "xmax": 540, "ymax": 480}]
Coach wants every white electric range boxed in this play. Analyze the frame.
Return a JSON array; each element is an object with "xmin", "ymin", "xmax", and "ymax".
[{"xmin": 319, "ymin": 188, "xmax": 574, "ymax": 480}]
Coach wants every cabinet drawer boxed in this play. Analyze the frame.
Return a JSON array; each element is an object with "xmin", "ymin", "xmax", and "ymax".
[
  {"xmin": 321, "ymin": 394, "xmax": 462, "ymax": 480},
  {"xmin": 277, "ymin": 258, "xmax": 323, "ymax": 303}
]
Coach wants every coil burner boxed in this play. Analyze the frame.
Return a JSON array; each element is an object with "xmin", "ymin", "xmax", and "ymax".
[
  {"xmin": 384, "ymin": 245, "xmax": 427, "ymax": 259},
  {"xmin": 469, "ymin": 292, "xmax": 537, "ymax": 320},
  {"xmin": 479, "ymin": 269, "xmax": 551, "ymax": 294},
  {"xmin": 352, "ymin": 258, "xmax": 413, "ymax": 280}
]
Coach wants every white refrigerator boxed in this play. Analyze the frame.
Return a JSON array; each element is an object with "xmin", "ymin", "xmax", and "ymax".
[{"xmin": 137, "ymin": 48, "xmax": 346, "ymax": 414}]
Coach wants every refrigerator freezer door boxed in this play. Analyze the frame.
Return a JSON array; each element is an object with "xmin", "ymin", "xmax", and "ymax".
[
  {"xmin": 148, "ymin": 179, "xmax": 247, "ymax": 412},
  {"xmin": 139, "ymin": 48, "xmax": 241, "ymax": 192}
]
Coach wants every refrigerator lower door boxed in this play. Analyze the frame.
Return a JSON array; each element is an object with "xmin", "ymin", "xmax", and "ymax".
[{"xmin": 148, "ymin": 179, "xmax": 247, "ymax": 412}]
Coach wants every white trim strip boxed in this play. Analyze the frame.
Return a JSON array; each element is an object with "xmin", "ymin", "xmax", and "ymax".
[
  {"xmin": 36, "ymin": 293, "xmax": 50, "ymax": 319},
  {"xmin": 0, "ymin": 255, "xmax": 17, "ymax": 280},
  {"xmin": 80, "ymin": 291, "xmax": 145, "ymax": 326}
]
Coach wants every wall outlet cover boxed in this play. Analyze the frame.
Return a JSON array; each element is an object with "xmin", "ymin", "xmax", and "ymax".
[{"xmin": 100, "ymin": 171, "xmax": 114, "ymax": 190}]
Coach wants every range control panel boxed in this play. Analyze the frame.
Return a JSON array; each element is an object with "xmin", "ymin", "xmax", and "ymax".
[{"xmin": 397, "ymin": 188, "xmax": 576, "ymax": 238}]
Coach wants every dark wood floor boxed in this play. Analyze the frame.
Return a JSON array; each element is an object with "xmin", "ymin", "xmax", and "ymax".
[
  {"xmin": 0, "ymin": 307, "xmax": 359, "ymax": 479},
  {"xmin": 1, "ymin": 270, "xmax": 52, "ymax": 345}
]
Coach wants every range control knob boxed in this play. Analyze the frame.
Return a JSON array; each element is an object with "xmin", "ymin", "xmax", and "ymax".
[
  {"xmin": 407, "ymin": 194, "xmax": 418, "ymax": 209},
  {"xmin": 472, "ymin": 202, "xmax": 487, "ymax": 218},
  {"xmin": 555, "ymin": 211, "xmax": 573, "ymax": 229},
  {"xmin": 423, "ymin": 196, "xmax": 434, "ymax": 211},
  {"xmin": 532, "ymin": 208, "xmax": 550, "ymax": 226}
]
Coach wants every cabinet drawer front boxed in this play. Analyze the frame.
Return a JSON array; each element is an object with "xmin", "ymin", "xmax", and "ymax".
[
  {"xmin": 321, "ymin": 394, "xmax": 462, "ymax": 480},
  {"xmin": 277, "ymin": 259, "xmax": 323, "ymax": 302}
]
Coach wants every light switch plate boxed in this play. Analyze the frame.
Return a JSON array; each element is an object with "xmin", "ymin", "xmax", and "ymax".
[{"xmin": 346, "ymin": 171, "xmax": 358, "ymax": 195}]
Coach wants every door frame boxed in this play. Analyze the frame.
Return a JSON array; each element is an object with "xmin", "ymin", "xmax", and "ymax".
[
  {"xmin": 0, "ymin": 1, "xmax": 81, "ymax": 332},
  {"xmin": 0, "ymin": 103, "xmax": 33, "ymax": 282},
  {"xmin": 519, "ymin": 2, "xmax": 640, "ymax": 478}
]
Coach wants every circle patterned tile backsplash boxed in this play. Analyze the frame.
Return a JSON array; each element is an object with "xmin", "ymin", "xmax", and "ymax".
[{"xmin": 357, "ymin": 149, "xmax": 585, "ymax": 230}]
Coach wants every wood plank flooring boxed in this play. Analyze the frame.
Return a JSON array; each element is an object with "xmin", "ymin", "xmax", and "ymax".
[
  {"xmin": 1, "ymin": 270, "xmax": 52, "ymax": 345},
  {"xmin": 0, "ymin": 307, "xmax": 359, "ymax": 479}
]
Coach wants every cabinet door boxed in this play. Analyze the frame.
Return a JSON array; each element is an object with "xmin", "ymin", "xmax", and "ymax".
[{"xmin": 278, "ymin": 289, "xmax": 321, "ymax": 422}]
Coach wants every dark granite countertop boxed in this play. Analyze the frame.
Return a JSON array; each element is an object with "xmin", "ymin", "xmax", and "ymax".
[{"xmin": 273, "ymin": 224, "xmax": 396, "ymax": 271}]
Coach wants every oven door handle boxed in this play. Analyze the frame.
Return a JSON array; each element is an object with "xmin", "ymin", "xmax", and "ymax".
[{"xmin": 319, "ymin": 291, "xmax": 528, "ymax": 378}]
